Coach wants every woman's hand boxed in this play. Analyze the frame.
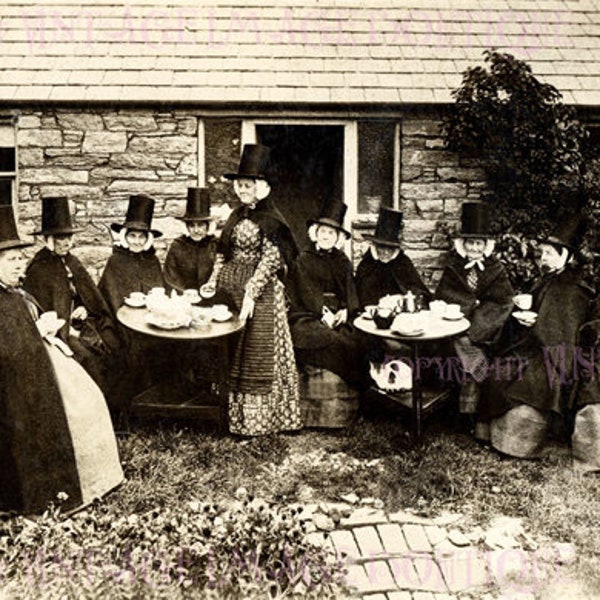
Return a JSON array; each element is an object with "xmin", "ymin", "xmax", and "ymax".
[
  {"xmin": 239, "ymin": 293, "xmax": 255, "ymax": 321},
  {"xmin": 332, "ymin": 308, "xmax": 348, "ymax": 328}
]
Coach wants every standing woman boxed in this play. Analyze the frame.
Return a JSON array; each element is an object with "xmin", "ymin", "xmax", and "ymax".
[
  {"xmin": 206, "ymin": 144, "xmax": 302, "ymax": 436},
  {"xmin": 164, "ymin": 187, "xmax": 217, "ymax": 293},
  {"xmin": 0, "ymin": 205, "xmax": 122, "ymax": 515},
  {"xmin": 23, "ymin": 197, "xmax": 120, "ymax": 391},
  {"xmin": 99, "ymin": 194, "xmax": 165, "ymax": 316}
]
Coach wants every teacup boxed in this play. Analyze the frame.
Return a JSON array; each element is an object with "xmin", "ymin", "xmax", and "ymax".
[
  {"xmin": 129, "ymin": 291, "xmax": 145, "ymax": 303},
  {"xmin": 429, "ymin": 300, "xmax": 447, "ymax": 317},
  {"xmin": 148, "ymin": 287, "xmax": 166, "ymax": 297},
  {"xmin": 513, "ymin": 293, "xmax": 532, "ymax": 310},
  {"xmin": 445, "ymin": 303, "xmax": 462, "ymax": 319},
  {"xmin": 212, "ymin": 304, "xmax": 230, "ymax": 319},
  {"xmin": 200, "ymin": 283, "xmax": 216, "ymax": 299}
]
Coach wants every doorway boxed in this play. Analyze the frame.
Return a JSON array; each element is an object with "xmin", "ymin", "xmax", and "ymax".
[{"xmin": 256, "ymin": 125, "xmax": 344, "ymax": 251}]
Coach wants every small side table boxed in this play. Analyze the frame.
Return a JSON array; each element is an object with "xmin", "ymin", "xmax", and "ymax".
[
  {"xmin": 117, "ymin": 305, "xmax": 244, "ymax": 427},
  {"xmin": 355, "ymin": 312, "xmax": 470, "ymax": 442}
]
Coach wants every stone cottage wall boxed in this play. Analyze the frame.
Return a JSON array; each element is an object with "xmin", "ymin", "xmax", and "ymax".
[
  {"xmin": 16, "ymin": 107, "xmax": 201, "ymax": 279},
  {"xmin": 13, "ymin": 107, "xmax": 486, "ymax": 287}
]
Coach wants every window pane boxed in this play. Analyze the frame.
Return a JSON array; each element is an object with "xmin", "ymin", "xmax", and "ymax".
[
  {"xmin": 0, "ymin": 179, "xmax": 12, "ymax": 205},
  {"xmin": 0, "ymin": 147, "xmax": 15, "ymax": 172},
  {"xmin": 358, "ymin": 121, "xmax": 396, "ymax": 214}
]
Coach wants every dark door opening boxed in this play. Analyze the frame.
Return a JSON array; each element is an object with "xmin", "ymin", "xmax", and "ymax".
[{"xmin": 256, "ymin": 125, "xmax": 344, "ymax": 252}]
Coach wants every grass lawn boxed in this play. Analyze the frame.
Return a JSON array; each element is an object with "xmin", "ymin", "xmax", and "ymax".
[{"xmin": 1, "ymin": 405, "xmax": 599, "ymax": 599}]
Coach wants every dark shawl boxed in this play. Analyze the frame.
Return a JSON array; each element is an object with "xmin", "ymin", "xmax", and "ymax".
[
  {"xmin": 287, "ymin": 246, "xmax": 359, "ymax": 351},
  {"xmin": 23, "ymin": 247, "xmax": 120, "ymax": 354},
  {"xmin": 481, "ymin": 266, "xmax": 593, "ymax": 419},
  {"xmin": 0, "ymin": 289, "xmax": 83, "ymax": 513},
  {"xmin": 355, "ymin": 248, "xmax": 432, "ymax": 308},
  {"xmin": 218, "ymin": 199, "xmax": 298, "ymax": 275},
  {"xmin": 573, "ymin": 296, "xmax": 600, "ymax": 408},
  {"xmin": 435, "ymin": 252, "xmax": 514, "ymax": 346},
  {"xmin": 98, "ymin": 245, "xmax": 165, "ymax": 316},
  {"xmin": 164, "ymin": 235, "xmax": 217, "ymax": 292}
]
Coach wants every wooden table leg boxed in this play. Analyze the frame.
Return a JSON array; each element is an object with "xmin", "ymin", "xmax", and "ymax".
[{"xmin": 412, "ymin": 341, "xmax": 423, "ymax": 443}]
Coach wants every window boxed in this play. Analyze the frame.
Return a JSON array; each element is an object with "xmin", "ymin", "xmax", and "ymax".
[{"xmin": 0, "ymin": 123, "xmax": 16, "ymax": 206}]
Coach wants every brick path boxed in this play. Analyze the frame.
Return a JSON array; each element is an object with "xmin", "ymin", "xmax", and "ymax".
[{"xmin": 300, "ymin": 503, "xmax": 576, "ymax": 599}]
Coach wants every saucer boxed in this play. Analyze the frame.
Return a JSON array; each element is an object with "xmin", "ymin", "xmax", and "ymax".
[
  {"xmin": 392, "ymin": 328, "xmax": 424, "ymax": 337},
  {"xmin": 212, "ymin": 310, "xmax": 233, "ymax": 323},
  {"xmin": 125, "ymin": 296, "xmax": 146, "ymax": 308},
  {"xmin": 443, "ymin": 313, "xmax": 464, "ymax": 321},
  {"xmin": 513, "ymin": 310, "xmax": 537, "ymax": 321}
]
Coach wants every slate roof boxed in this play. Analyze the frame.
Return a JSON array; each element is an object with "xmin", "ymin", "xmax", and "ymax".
[{"xmin": 0, "ymin": 0, "xmax": 599, "ymax": 106}]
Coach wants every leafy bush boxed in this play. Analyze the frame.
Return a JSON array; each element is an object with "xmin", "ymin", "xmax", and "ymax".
[
  {"xmin": 443, "ymin": 50, "xmax": 591, "ymax": 289},
  {"xmin": 0, "ymin": 493, "xmax": 349, "ymax": 599}
]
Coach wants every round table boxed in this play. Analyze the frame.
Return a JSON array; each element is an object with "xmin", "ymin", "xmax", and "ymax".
[
  {"xmin": 117, "ymin": 305, "xmax": 245, "ymax": 425},
  {"xmin": 354, "ymin": 311, "xmax": 470, "ymax": 441}
]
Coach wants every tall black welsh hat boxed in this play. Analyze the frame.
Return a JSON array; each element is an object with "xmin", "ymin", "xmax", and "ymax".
[
  {"xmin": 459, "ymin": 202, "xmax": 492, "ymax": 239},
  {"xmin": 365, "ymin": 207, "xmax": 403, "ymax": 247},
  {"xmin": 179, "ymin": 188, "xmax": 213, "ymax": 222},
  {"xmin": 33, "ymin": 196, "xmax": 84, "ymax": 236},
  {"xmin": 308, "ymin": 202, "xmax": 351, "ymax": 239},
  {"xmin": 224, "ymin": 144, "xmax": 271, "ymax": 182},
  {"xmin": 111, "ymin": 195, "xmax": 162, "ymax": 238},
  {"xmin": 0, "ymin": 205, "xmax": 33, "ymax": 251}
]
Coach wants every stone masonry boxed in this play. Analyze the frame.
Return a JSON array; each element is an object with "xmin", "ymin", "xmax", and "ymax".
[{"xmin": 11, "ymin": 107, "xmax": 486, "ymax": 284}]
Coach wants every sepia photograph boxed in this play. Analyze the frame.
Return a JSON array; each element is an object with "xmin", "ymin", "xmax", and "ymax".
[{"xmin": 0, "ymin": 1, "xmax": 599, "ymax": 598}]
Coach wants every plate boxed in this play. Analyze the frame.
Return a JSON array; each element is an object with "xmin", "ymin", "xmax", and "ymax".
[
  {"xmin": 513, "ymin": 310, "xmax": 537, "ymax": 321},
  {"xmin": 124, "ymin": 297, "xmax": 146, "ymax": 308},
  {"xmin": 146, "ymin": 314, "xmax": 191, "ymax": 330},
  {"xmin": 443, "ymin": 313, "xmax": 464, "ymax": 321},
  {"xmin": 392, "ymin": 328, "xmax": 425, "ymax": 337}
]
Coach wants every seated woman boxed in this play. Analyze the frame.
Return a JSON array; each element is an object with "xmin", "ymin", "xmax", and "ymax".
[
  {"xmin": 356, "ymin": 206, "xmax": 431, "ymax": 309},
  {"xmin": 99, "ymin": 194, "xmax": 165, "ymax": 315},
  {"xmin": 164, "ymin": 187, "xmax": 218, "ymax": 293},
  {"xmin": 478, "ymin": 215, "xmax": 593, "ymax": 458},
  {"xmin": 98, "ymin": 194, "xmax": 166, "ymax": 422},
  {"xmin": 287, "ymin": 203, "xmax": 369, "ymax": 391},
  {"xmin": 572, "ymin": 296, "xmax": 600, "ymax": 473},
  {"xmin": 435, "ymin": 202, "xmax": 514, "ymax": 417},
  {"xmin": 0, "ymin": 205, "xmax": 123, "ymax": 515},
  {"xmin": 23, "ymin": 197, "xmax": 120, "ymax": 392}
]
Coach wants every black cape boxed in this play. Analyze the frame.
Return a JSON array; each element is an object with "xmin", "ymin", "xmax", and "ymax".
[
  {"xmin": 355, "ymin": 248, "xmax": 432, "ymax": 308},
  {"xmin": 164, "ymin": 235, "xmax": 218, "ymax": 292}
]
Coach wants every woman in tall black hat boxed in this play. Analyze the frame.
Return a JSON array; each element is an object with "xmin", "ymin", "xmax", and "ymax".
[
  {"xmin": 287, "ymin": 203, "xmax": 370, "ymax": 390},
  {"xmin": 164, "ymin": 187, "xmax": 218, "ymax": 293},
  {"xmin": 478, "ymin": 212, "xmax": 593, "ymax": 459},
  {"xmin": 98, "ymin": 194, "xmax": 166, "ymax": 423},
  {"xmin": 0, "ymin": 204, "xmax": 122, "ymax": 515},
  {"xmin": 435, "ymin": 201, "xmax": 514, "ymax": 419},
  {"xmin": 99, "ymin": 194, "xmax": 165, "ymax": 315},
  {"xmin": 206, "ymin": 144, "xmax": 302, "ymax": 436},
  {"xmin": 23, "ymin": 197, "xmax": 120, "ymax": 391},
  {"xmin": 355, "ymin": 206, "xmax": 431, "ymax": 308}
]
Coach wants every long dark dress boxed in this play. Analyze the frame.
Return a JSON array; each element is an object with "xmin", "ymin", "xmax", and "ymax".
[
  {"xmin": 479, "ymin": 266, "xmax": 593, "ymax": 457},
  {"xmin": 23, "ymin": 247, "xmax": 120, "ymax": 390},
  {"xmin": 0, "ymin": 287, "xmax": 122, "ymax": 514},
  {"xmin": 215, "ymin": 201, "xmax": 302, "ymax": 436},
  {"xmin": 288, "ymin": 245, "xmax": 370, "ymax": 389},
  {"xmin": 164, "ymin": 235, "xmax": 217, "ymax": 292},
  {"xmin": 571, "ymin": 297, "xmax": 600, "ymax": 472},
  {"xmin": 98, "ymin": 245, "xmax": 167, "ymax": 415},
  {"xmin": 355, "ymin": 248, "xmax": 431, "ymax": 309}
]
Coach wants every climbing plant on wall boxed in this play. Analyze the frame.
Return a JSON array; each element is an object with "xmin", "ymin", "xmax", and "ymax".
[{"xmin": 443, "ymin": 50, "xmax": 590, "ymax": 290}]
